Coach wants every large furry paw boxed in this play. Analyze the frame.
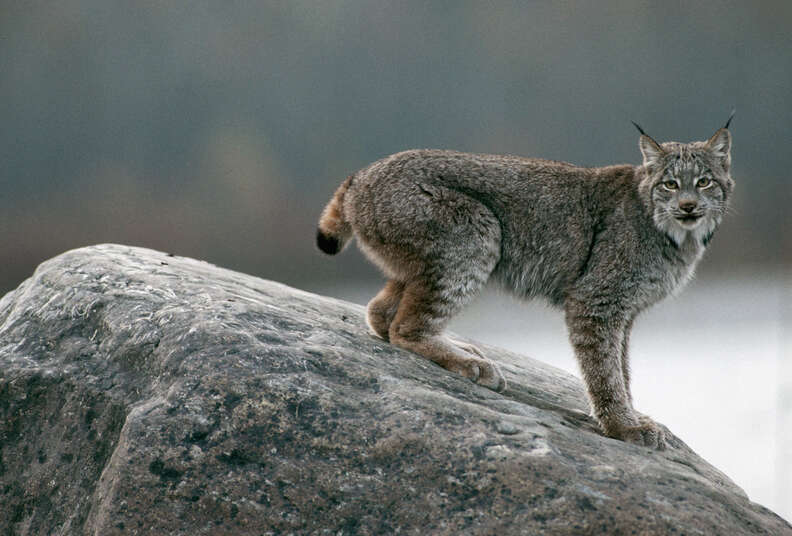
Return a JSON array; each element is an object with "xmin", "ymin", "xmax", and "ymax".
[
  {"xmin": 609, "ymin": 414, "xmax": 667, "ymax": 450},
  {"xmin": 474, "ymin": 358, "xmax": 507, "ymax": 393},
  {"xmin": 449, "ymin": 339, "xmax": 507, "ymax": 393}
]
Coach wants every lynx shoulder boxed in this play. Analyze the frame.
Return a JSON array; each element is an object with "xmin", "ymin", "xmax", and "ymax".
[{"xmin": 317, "ymin": 123, "xmax": 734, "ymax": 449}]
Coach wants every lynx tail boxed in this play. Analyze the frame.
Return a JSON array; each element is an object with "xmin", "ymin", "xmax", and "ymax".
[{"xmin": 316, "ymin": 175, "xmax": 354, "ymax": 255}]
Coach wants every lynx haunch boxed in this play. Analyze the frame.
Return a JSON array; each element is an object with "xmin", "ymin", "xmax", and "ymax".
[{"xmin": 316, "ymin": 122, "xmax": 734, "ymax": 449}]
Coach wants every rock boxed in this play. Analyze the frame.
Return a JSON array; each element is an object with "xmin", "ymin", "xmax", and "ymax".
[{"xmin": 0, "ymin": 244, "xmax": 789, "ymax": 535}]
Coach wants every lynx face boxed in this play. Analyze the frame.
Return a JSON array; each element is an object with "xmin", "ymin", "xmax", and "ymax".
[{"xmin": 639, "ymin": 130, "xmax": 734, "ymax": 246}]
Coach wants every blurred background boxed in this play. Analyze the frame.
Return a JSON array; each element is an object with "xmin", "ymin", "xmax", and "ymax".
[{"xmin": 1, "ymin": 0, "xmax": 790, "ymax": 522}]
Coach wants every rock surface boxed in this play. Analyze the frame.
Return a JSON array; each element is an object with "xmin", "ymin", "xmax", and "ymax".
[{"xmin": 0, "ymin": 244, "xmax": 789, "ymax": 535}]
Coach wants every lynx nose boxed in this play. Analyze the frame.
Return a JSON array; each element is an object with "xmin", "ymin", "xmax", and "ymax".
[{"xmin": 679, "ymin": 200, "xmax": 698, "ymax": 213}]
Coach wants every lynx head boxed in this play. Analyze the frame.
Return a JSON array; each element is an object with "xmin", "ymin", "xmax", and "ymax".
[{"xmin": 636, "ymin": 118, "xmax": 734, "ymax": 246}]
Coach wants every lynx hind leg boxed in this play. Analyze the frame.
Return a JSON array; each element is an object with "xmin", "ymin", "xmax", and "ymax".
[
  {"xmin": 366, "ymin": 280, "xmax": 404, "ymax": 341},
  {"xmin": 389, "ymin": 280, "xmax": 506, "ymax": 392},
  {"xmin": 358, "ymin": 185, "xmax": 505, "ymax": 391},
  {"xmin": 448, "ymin": 337, "xmax": 486, "ymax": 358}
]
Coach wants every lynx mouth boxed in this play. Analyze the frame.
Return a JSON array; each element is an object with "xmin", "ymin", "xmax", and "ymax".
[{"xmin": 675, "ymin": 214, "xmax": 703, "ymax": 227}]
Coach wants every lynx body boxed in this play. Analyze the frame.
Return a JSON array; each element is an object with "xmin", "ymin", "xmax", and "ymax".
[{"xmin": 316, "ymin": 126, "xmax": 733, "ymax": 449}]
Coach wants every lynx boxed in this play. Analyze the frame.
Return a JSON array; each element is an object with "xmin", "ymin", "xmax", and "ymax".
[{"xmin": 316, "ymin": 120, "xmax": 734, "ymax": 449}]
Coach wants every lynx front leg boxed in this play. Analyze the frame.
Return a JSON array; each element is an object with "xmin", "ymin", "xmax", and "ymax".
[
  {"xmin": 621, "ymin": 316, "xmax": 635, "ymax": 405},
  {"xmin": 565, "ymin": 302, "xmax": 665, "ymax": 449}
]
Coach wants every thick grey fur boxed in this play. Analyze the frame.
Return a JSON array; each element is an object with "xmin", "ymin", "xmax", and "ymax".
[{"xmin": 317, "ymin": 126, "xmax": 734, "ymax": 449}]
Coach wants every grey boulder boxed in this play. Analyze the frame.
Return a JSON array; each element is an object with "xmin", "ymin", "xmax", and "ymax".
[{"xmin": 0, "ymin": 244, "xmax": 789, "ymax": 535}]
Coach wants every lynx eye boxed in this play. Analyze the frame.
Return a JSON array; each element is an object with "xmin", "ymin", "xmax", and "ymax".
[
  {"xmin": 696, "ymin": 177, "xmax": 712, "ymax": 189},
  {"xmin": 662, "ymin": 180, "xmax": 679, "ymax": 191}
]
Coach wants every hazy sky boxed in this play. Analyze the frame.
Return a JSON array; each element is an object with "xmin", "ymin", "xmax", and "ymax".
[{"xmin": 2, "ymin": 1, "xmax": 790, "ymax": 292}]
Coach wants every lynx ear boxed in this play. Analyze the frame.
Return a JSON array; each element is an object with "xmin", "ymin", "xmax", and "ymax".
[
  {"xmin": 638, "ymin": 134, "xmax": 665, "ymax": 168},
  {"xmin": 632, "ymin": 121, "xmax": 665, "ymax": 168},
  {"xmin": 706, "ymin": 128, "xmax": 731, "ymax": 158}
]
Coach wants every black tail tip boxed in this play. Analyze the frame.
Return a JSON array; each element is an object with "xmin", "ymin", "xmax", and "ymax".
[{"xmin": 316, "ymin": 229, "xmax": 342, "ymax": 254}]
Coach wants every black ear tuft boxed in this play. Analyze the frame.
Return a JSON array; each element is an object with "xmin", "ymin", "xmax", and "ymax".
[
  {"xmin": 724, "ymin": 109, "xmax": 736, "ymax": 130},
  {"xmin": 631, "ymin": 121, "xmax": 648, "ymax": 136}
]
